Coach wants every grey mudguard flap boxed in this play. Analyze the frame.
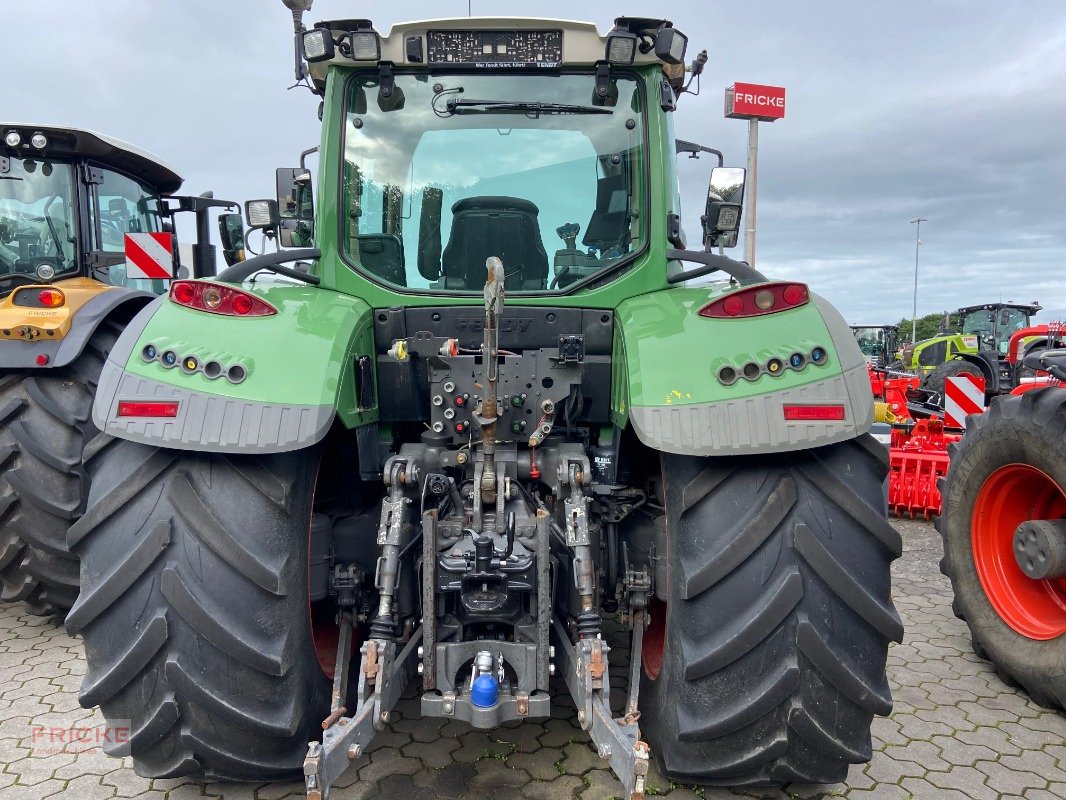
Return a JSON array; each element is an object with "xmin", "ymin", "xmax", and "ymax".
[
  {"xmin": 629, "ymin": 360, "xmax": 873, "ymax": 456},
  {"xmin": 93, "ymin": 367, "xmax": 334, "ymax": 453}
]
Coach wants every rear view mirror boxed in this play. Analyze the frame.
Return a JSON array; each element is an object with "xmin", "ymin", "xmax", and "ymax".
[
  {"xmin": 276, "ymin": 167, "xmax": 314, "ymax": 220},
  {"xmin": 702, "ymin": 167, "xmax": 746, "ymax": 250},
  {"xmin": 276, "ymin": 167, "xmax": 315, "ymax": 247},
  {"xmin": 218, "ymin": 212, "xmax": 246, "ymax": 266},
  {"xmin": 279, "ymin": 218, "xmax": 315, "ymax": 248}
]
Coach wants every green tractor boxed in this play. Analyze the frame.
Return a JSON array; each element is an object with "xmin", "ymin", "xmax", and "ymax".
[
  {"xmin": 69, "ymin": 7, "xmax": 901, "ymax": 797},
  {"xmin": 903, "ymin": 302, "xmax": 1040, "ymax": 396},
  {"xmin": 0, "ymin": 124, "xmax": 238, "ymax": 616}
]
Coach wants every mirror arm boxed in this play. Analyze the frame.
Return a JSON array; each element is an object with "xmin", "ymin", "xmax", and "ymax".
[
  {"xmin": 217, "ymin": 247, "xmax": 322, "ymax": 285},
  {"xmin": 299, "ymin": 146, "xmax": 319, "ymax": 170},
  {"xmin": 675, "ymin": 139, "xmax": 724, "ymax": 166},
  {"xmin": 163, "ymin": 195, "xmax": 240, "ymax": 216},
  {"xmin": 665, "ymin": 248, "xmax": 766, "ymax": 286}
]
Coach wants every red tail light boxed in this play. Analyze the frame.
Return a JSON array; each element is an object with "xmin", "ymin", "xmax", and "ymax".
[
  {"xmin": 118, "ymin": 401, "xmax": 179, "ymax": 418},
  {"xmin": 699, "ymin": 282, "xmax": 810, "ymax": 319},
  {"xmin": 38, "ymin": 290, "xmax": 65, "ymax": 307},
  {"xmin": 783, "ymin": 404, "xmax": 846, "ymax": 421},
  {"xmin": 169, "ymin": 281, "xmax": 276, "ymax": 317},
  {"xmin": 12, "ymin": 288, "xmax": 65, "ymax": 308}
]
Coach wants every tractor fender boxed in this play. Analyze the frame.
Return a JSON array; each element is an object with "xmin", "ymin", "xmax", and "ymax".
[
  {"xmin": 92, "ymin": 284, "xmax": 376, "ymax": 454},
  {"xmin": 956, "ymin": 352, "xmax": 999, "ymax": 393},
  {"xmin": 617, "ymin": 287, "xmax": 873, "ymax": 456},
  {"xmin": 0, "ymin": 286, "xmax": 155, "ymax": 371}
]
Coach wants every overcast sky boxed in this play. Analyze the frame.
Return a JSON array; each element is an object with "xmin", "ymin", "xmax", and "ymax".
[{"xmin": 7, "ymin": 1, "xmax": 1064, "ymax": 322}]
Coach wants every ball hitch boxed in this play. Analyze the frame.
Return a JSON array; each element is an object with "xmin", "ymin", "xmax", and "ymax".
[{"xmin": 1013, "ymin": 519, "xmax": 1066, "ymax": 580}]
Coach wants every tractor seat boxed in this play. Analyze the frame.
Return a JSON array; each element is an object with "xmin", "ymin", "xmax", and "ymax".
[{"xmin": 441, "ymin": 196, "xmax": 548, "ymax": 290}]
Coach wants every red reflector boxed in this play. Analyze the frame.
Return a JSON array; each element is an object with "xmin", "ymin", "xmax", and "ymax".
[
  {"xmin": 783, "ymin": 404, "xmax": 846, "ymax": 421},
  {"xmin": 118, "ymin": 401, "xmax": 179, "ymax": 418},
  {"xmin": 35, "ymin": 354, "xmax": 49, "ymax": 366},
  {"xmin": 700, "ymin": 282, "xmax": 810, "ymax": 319}
]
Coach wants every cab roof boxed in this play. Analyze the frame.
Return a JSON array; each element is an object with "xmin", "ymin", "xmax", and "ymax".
[
  {"xmin": 306, "ymin": 15, "xmax": 675, "ymax": 82},
  {"xmin": 956, "ymin": 302, "xmax": 1041, "ymax": 315},
  {"xmin": 1, "ymin": 124, "xmax": 183, "ymax": 194}
]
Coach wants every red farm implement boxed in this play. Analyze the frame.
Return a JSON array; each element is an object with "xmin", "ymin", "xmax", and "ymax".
[
  {"xmin": 888, "ymin": 417, "xmax": 960, "ymax": 519},
  {"xmin": 885, "ymin": 376, "xmax": 984, "ymax": 519}
]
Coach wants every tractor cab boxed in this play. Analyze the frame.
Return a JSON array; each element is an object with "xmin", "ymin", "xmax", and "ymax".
[
  {"xmin": 0, "ymin": 124, "xmax": 239, "ymax": 355},
  {"xmin": 957, "ymin": 302, "xmax": 1040, "ymax": 357},
  {"xmin": 1, "ymin": 125, "xmax": 238, "ymax": 294},
  {"xmin": 2, "ymin": 125, "xmax": 179, "ymax": 295},
  {"xmin": 908, "ymin": 301, "xmax": 1043, "ymax": 397},
  {"xmin": 850, "ymin": 324, "xmax": 899, "ymax": 368}
]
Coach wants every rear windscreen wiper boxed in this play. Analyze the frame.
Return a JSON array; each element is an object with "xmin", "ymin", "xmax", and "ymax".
[{"xmin": 444, "ymin": 99, "xmax": 612, "ymax": 116}]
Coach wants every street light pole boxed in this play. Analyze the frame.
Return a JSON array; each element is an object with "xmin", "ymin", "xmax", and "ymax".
[{"xmin": 910, "ymin": 217, "xmax": 926, "ymax": 344}]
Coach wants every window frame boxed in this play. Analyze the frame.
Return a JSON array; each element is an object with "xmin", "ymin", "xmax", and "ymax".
[
  {"xmin": 86, "ymin": 164, "xmax": 165, "ymax": 253},
  {"xmin": 335, "ymin": 67, "xmax": 652, "ymax": 297}
]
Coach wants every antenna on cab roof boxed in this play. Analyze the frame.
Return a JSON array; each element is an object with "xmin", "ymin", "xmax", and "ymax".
[{"xmin": 281, "ymin": 0, "xmax": 315, "ymax": 82}]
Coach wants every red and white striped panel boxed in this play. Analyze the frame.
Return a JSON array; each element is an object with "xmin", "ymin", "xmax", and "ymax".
[
  {"xmin": 124, "ymin": 232, "xmax": 174, "ymax": 279},
  {"xmin": 944, "ymin": 374, "xmax": 985, "ymax": 428}
]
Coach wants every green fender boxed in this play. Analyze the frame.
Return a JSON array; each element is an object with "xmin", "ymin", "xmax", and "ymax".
[
  {"xmin": 92, "ymin": 283, "xmax": 377, "ymax": 453},
  {"xmin": 613, "ymin": 284, "xmax": 873, "ymax": 455}
]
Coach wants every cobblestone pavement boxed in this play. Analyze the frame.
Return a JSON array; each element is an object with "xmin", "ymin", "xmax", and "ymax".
[{"xmin": 1, "ymin": 519, "xmax": 1063, "ymax": 799}]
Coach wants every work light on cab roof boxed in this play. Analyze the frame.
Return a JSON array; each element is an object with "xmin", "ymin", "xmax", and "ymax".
[{"xmin": 291, "ymin": 12, "xmax": 691, "ymax": 85}]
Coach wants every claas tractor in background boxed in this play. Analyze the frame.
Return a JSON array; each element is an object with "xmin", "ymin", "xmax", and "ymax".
[
  {"xmin": 902, "ymin": 302, "xmax": 1041, "ymax": 397},
  {"xmin": 937, "ymin": 348, "xmax": 1066, "ymax": 711},
  {"xmin": 0, "ymin": 124, "xmax": 239, "ymax": 616},
  {"xmin": 68, "ymin": 7, "xmax": 901, "ymax": 798}
]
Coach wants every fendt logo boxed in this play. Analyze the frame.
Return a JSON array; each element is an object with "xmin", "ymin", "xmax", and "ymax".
[
  {"xmin": 725, "ymin": 83, "xmax": 787, "ymax": 121},
  {"xmin": 455, "ymin": 318, "xmax": 533, "ymax": 333}
]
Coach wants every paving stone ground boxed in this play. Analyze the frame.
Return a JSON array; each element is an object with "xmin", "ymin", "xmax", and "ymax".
[{"xmin": 1, "ymin": 519, "xmax": 1063, "ymax": 799}]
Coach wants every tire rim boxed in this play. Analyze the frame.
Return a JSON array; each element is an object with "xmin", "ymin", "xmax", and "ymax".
[
  {"xmin": 972, "ymin": 463, "xmax": 1066, "ymax": 639},
  {"xmin": 305, "ymin": 463, "xmax": 355, "ymax": 680},
  {"xmin": 311, "ymin": 602, "xmax": 341, "ymax": 678},
  {"xmin": 642, "ymin": 598, "xmax": 666, "ymax": 680}
]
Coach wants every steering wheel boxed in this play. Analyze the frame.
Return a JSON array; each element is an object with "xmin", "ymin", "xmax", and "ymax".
[{"xmin": 101, "ymin": 218, "xmax": 126, "ymax": 248}]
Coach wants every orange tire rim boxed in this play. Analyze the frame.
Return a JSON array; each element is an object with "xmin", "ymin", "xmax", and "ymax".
[{"xmin": 972, "ymin": 464, "xmax": 1066, "ymax": 639}]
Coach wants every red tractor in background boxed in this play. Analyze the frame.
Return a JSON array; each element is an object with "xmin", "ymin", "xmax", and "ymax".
[{"xmin": 936, "ymin": 349, "xmax": 1066, "ymax": 711}]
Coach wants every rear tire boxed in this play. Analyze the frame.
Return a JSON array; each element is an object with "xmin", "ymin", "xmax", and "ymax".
[
  {"xmin": 67, "ymin": 438, "xmax": 330, "ymax": 779},
  {"xmin": 922, "ymin": 359, "xmax": 982, "ymax": 397},
  {"xmin": 0, "ymin": 322, "xmax": 119, "ymax": 616},
  {"xmin": 936, "ymin": 389, "xmax": 1066, "ymax": 710},
  {"xmin": 639, "ymin": 435, "xmax": 903, "ymax": 785}
]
